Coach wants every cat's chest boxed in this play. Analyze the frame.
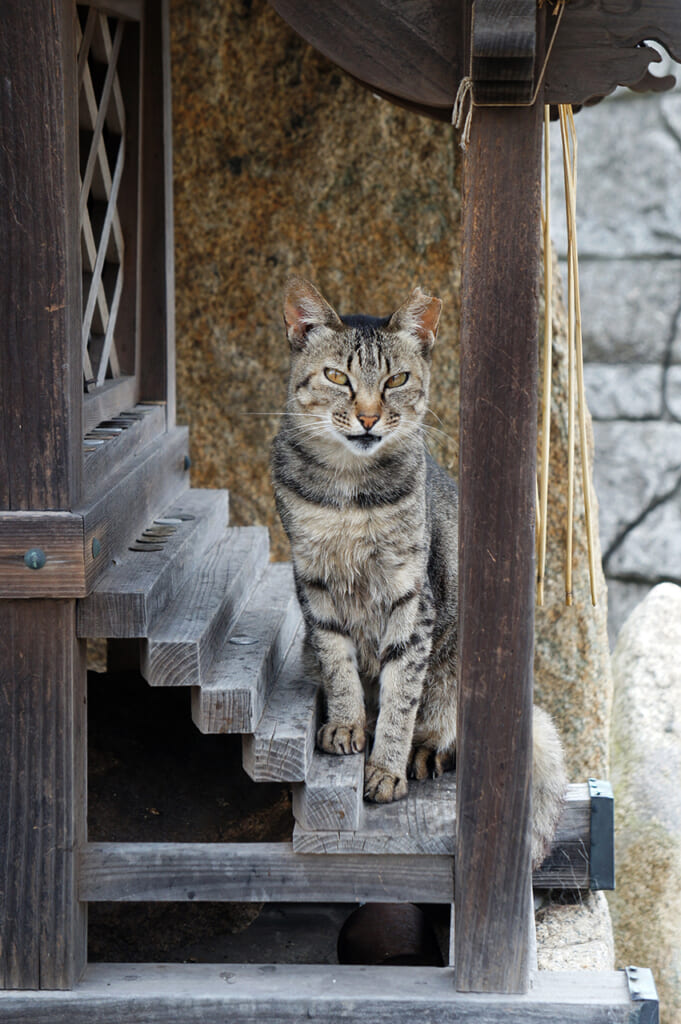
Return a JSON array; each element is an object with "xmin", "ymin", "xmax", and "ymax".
[{"xmin": 290, "ymin": 501, "xmax": 424, "ymax": 593}]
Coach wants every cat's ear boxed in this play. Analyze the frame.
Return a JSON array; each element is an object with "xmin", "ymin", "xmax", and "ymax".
[
  {"xmin": 389, "ymin": 287, "xmax": 442, "ymax": 354},
  {"xmin": 283, "ymin": 277, "xmax": 341, "ymax": 351}
]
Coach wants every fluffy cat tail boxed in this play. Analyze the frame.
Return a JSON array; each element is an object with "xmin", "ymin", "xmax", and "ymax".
[{"xmin": 532, "ymin": 705, "xmax": 568, "ymax": 869}]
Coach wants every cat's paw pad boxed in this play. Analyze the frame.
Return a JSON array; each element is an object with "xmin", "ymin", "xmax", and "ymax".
[
  {"xmin": 364, "ymin": 763, "xmax": 407, "ymax": 803},
  {"xmin": 317, "ymin": 722, "xmax": 366, "ymax": 755}
]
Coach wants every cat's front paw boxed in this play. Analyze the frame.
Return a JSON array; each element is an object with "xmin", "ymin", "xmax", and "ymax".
[
  {"xmin": 317, "ymin": 722, "xmax": 366, "ymax": 755},
  {"xmin": 409, "ymin": 744, "xmax": 455, "ymax": 780},
  {"xmin": 364, "ymin": 762, "xmax": 408, "ymax": 803}
]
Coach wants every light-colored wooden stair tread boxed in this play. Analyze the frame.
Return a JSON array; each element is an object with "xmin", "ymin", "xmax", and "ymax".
[
  {"xmin": 192, "ymin": 562, "xmax": 302, "ymax": 734},
  {"xmin": 78, "ymin": 488, "xmax": 230, "ymax": 638},
  {"xmin": 141, "ymin": 525, "xmax": 270, "ymax": 689},
  {"xmin": 293, "ymin": 756, "xmax": 594, "ymax": 888},
  {"xmin": 242, "ymin": 626, "xmax": 320, "ymax": 783}
]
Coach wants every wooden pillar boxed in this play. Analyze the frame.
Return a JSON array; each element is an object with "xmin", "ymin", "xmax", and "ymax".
[
  {"xmin": 455, "ymin": 98, "xmax": 543, "ymax": 993},
  {"xmin": 139, "ymin": 0, "xmax": 176, "ymax": 425},
  {"xmin": 0, "ymin": 0, "xmax": 87, "ymax": 989}
]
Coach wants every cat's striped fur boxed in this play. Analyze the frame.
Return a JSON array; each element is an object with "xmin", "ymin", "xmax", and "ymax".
[{"xmin": 272, "ymin": 277, "xmax": 566, "ymax": 866}]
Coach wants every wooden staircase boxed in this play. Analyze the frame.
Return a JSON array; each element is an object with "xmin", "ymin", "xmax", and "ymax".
[{"xmin": 75, "ymin": 478, "xmax": 602, "ymax": 893}]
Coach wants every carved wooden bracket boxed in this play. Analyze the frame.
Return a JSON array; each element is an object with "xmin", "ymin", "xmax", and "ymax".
[{"xmin": 269, "ymin": 0, "xmax": 681, "ymax": 117}]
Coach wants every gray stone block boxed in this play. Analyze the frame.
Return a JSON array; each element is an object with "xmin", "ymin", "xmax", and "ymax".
[
  {"xmin": 607, "ymin": 487, "xmax": 681, "ymax": 581},
  {"xmin": 585, "ymin": 363, "xmax": 663, "ymax": 419},
  {"xmin": 605, "ymin": 579, "xmax": 653, "ymax": 649},
  {"xmin": 550, "ymin": 93, "xmax": 681, "ymax": 258},
  {"xmin": 566, "ymin": 259, "xmax": 681, "ymax": 365},
  {"xmin": 592, "ymin": 421, "xmax": 681, "ymax": 554}
]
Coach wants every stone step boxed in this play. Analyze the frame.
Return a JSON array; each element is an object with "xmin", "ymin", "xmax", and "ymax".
[
  {"xmin": 241, "ymin": 626, "xmax": 319, "ymax": 783},
  {"xmin": 191, "ymin": 562, "xmax": 302, "ymax": 734},
  {"xmin": 140, "ymin": 526, "xmax": 270, "ymax": 689},
  {"xmin": 78, "ymin": 488, "xmax": 230, "ymax": 638}
]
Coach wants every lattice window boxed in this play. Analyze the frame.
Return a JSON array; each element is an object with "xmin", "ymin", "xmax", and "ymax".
[{"xmin": 76, "ymin": 6, "xmax": 126, "ymax": 393}]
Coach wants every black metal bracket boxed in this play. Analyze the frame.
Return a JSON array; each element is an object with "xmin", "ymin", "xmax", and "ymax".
[
  {"xmin": 625, "ymin": 966, "xmax": 660, "ymax": 1024},
  {"xmin": 588, "ymin": 778, "xmax": 615, "ymax": 891}
]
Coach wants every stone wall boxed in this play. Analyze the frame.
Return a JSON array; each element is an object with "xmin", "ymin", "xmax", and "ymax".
[
  {"xmin": 170, "ymin": 0, "xmax": 461, "ymax": 561},
  {"xmin": 549, "ymin": 66, "xmax": 681, "ymax": 646}
]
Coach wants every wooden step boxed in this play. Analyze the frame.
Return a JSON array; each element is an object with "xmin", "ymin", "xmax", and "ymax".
[
  {"xmin": 191, "ymin": 562, "xmax": 302, "ymax": 734},
  {"xmin": 140, "ymin": 526, "xmax": 269, "ymax": 689},
  {"xmin": 241, "ymin": 626, "xmax": 319, "ymax": 783},
  {"xmin": 291, "ymin": 749, "xmax": 364, "ymax": 832},
  {"xmin": 293, "ymin": 780, "xmax": 598, "ymax": 890},
  {"xmin": 78, "ymin": 489, "xmax": 230, "ymax": 638}
]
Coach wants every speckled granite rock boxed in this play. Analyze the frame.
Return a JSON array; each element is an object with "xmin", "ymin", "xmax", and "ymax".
[
  {"xmin": 170, "ymin": 0, "xmax": 461, "ymax": 559},
  {"xmin": 536, "ymin": 892, "xmax": 614, "ymax": 972},
  {"xmin": 609, "ymin": 584, "xmax": 681, "ymax": 1024},
  {"xmin": 534, "ymin": 268, "xmax": 613, "ymax": 781}
]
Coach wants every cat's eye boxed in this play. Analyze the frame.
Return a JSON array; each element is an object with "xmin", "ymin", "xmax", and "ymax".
[
  {"xmin": 324, "ymin": 368, "xmax": 349, "ymax": 386},
  {"xmin": 385, "ymin": 371, "xmax": 409, "ymax": 389}
]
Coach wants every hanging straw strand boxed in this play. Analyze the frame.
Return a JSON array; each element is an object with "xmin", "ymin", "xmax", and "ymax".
[{"xmin": 559, "ymin": 104, "xmax": 576, "ymax": 606}]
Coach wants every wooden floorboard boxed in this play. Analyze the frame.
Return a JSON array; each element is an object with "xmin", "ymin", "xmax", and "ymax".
[{"xmin": 0, "ymin": 964, "xmax": 653, "ymax": 1024}]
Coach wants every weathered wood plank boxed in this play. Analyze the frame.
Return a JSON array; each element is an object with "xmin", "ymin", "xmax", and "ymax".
[
  {"xmin": 78, "ymin": 488, "xmax": 230, "ymax": 637},
  {"xmin": 472, "ymin": 0, "xmax": 538, "ymax": 104},
  {"xmin": 83, "ymin": 377, "xmax": 140, "ymax": 437},
  {"xmin": 141, "ymin": 527, "xmax": 269, "ymax": 688},
  {"xmin": 242, "ymin": 628, "xmax": 320, "ymax": 782},
  {"xmin": 82, "ymin": 404, "xmax": 166, "ymax": 499},
  {"xmin": 0, "ymin": 0, "xmax": 82, "ymax": 510},
  {"xmin": 292, "ymin": 783, "xmax": 591, "ymax": 889},
  {"xmin": 79, "ymin": 842, "xmax": 453, "ymax": 903},
  {"xmin": 80, "ymin": 426, "xmax": 190, "ymax": 592},
  {"xmin": 292, "ymin": 749, "xmax": 364, "ymax": 833},
  {"xmin": 0, "ymin": 600, "xmax": 86, "ymax": 990},
  {"xmin": 0, "ymin": 513, "xmax": 85, "ymax": 598},
  {"xmin": 0, "ymin": 963, "xmax": 655, "ymax": 1024},
  {"xmin": 456, "ymin": 98, "xmax": 544, "ymax": 995},
  {"xmin": 192, "ymin": 562, "xmax": 301, "ymax": 734}
]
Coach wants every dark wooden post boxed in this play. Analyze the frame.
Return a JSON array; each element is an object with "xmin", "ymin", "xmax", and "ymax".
[
  {"xmin": 0, "ymin": 0, "xmax": 87, "ymax": 989},
  {"xmin": 455, "ymin": 99, "xmax": 543, "ymax": 993}
]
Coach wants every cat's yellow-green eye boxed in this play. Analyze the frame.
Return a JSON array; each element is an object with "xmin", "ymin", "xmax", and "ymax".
[
  {"xmin": 324, "ymin": 368, "xmax": 349, "ymax": 386},
  {"xmin": 385, "ymin": 371, "xmax": 409, "ymax": 389}
]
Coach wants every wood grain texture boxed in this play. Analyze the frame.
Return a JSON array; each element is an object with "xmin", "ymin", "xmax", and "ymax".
[
  {"xmin": 292, "ymin": 749, "xmax": 364, "ymax": 832},
  {"xmin": 77, "ymin": 488, "xmax": 229, "ymax": 637},
  {"xmin": 83, "ymin": 378, "xmax": 140, "ymax": 437},
  {"xmin": 79, "ymin": 842, "xmax": 454, "ymax": 903},
  {"xmin": 138, "ymin": 0, "xmax": 176, "ymax": 423},
  {"xmin": 0, "ymin": 600, "xmax": 86, "ymax": 990},
  {"xmin": 268, "ymin": 0, "xmax": 681, "ymax": 121},
  {"xmin": 0, "ymin": 0, "xmax": 82, "ymax": 510},
  {"xmin": 192, "ymin": 562, "xmax": 301, "ymax": 734},
  {"xmin": 293, "ymin": 782, "xmax": 590, "ymax": 889},
  {"xmin": 82, "ymin": 404, "xmax": 166, "ymax": 502},
  {"xmin": 241, "ymin": 627, "xmax": 320, "ymax": 782},
  {"xmin": 0, "ymin": 963, "xmax": 651, "ymax": 1024},
  {"xmin": 472, "ymin": 0, "xmax": 537, "ymax": 104},
  {"xmin": 140, "ymin": 526, "xmax": 269, "ymax": 687},
  {"xmin": 0, "ymin": 513, "xmax": 85, "ymax": 598},
  {"xmin": 80, "ymin": 426, "xmax": 190, "ymax": 592},
  {"xmin": 456, "ymin": 99, "xmax": 543, "ymax": 995}
]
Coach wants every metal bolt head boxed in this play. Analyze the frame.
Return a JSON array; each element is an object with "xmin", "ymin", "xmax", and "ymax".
[
  {"xmin": 24, "ymin": 548, "xmax": 46, "ymax": 570},
  {"xmin": 183, "ymin": 454, "xmax": 191, "ymax": 471},
  {"xmin": 229, "ymin": 635, "xmax": 258, "ymax": 646},
  {"xmin": 92, "ymin": 537, "xmax": 102, "ymax": 558}
]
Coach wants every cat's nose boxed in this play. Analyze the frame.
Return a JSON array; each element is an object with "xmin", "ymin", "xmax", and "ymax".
[{"xmin": 357, "ymin": 413, "xmax": 380, "ymax": 431}]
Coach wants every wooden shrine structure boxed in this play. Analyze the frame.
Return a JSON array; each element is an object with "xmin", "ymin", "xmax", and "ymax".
[{"xmin": 1, "ymin": 0, "xmax": 678, "ymax": 1019}]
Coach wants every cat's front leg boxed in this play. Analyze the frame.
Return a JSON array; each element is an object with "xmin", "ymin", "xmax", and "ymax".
[
  {"xmin": 313, "ymin": 627, "xmax": 366, "ymax": 754},
  {"xmin": 365, "ymin": 589, "xmax": 433, "ymax": 802},
  {"xmin": 294, "ymin": 573, "xmax": 366, "ymax": 754}
]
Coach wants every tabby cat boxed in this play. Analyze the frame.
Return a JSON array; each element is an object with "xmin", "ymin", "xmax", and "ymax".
[{"xmin": 271, "ymin": 277, "xmax": 566, "ymax": 866}]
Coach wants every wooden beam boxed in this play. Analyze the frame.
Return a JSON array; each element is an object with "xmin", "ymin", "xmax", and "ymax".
[
  {"xmin": 0, "ymin": 600, "xmax": 87, "ymax": 989},
  {"xmin": 0, "ymin": 0, "xmax": 82, "ymax": 510},
  {"xmin": 0, "ymin": 963, "xmax": 658, "ymax": 1024},
  {"xmin": 79, "ymin": 842, "xmax": 454, "ymax": 904},
  {"xmin": 456, "ymin": 98, "xmax": 544, "ymax": 994},
  {"xmin": 0, "ymin": 513, "xmax": 86, "ymax": 598},
  {"xmin": 138, "ymin": 0, "xmax": 176, "ymax": 423}
]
